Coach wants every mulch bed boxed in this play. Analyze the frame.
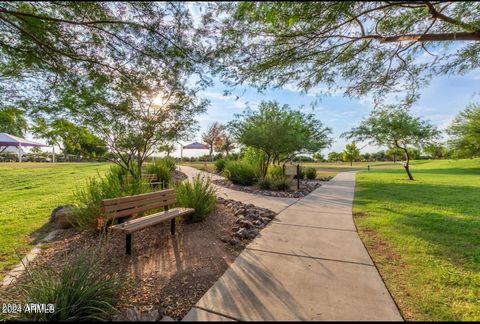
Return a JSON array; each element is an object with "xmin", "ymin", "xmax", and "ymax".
[
  {"xmin": 213, "ymin": 177, "xmax": 332, "ymax": 198},
  {"xmin": 0, "ymin": 199, "xmax": 277, "ymax": 321}
]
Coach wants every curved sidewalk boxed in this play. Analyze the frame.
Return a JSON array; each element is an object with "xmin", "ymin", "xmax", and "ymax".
[
  {"xmin": 182, "ymin": 169, "xmax": 403, "ymax": 321},
  {"xmin": 178, "ymin": 166, "xmax": 298, "ymax": 214}
]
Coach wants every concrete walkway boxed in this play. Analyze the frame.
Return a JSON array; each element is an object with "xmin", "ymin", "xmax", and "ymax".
[{"xmin": 182, "ymin": 169, "xmax": 403, "ymax": 321}]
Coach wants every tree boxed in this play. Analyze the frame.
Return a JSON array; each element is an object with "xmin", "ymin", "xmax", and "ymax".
[
  {"xmin": 207, "ymin": 2, "xmax": 480, "ymax": 106},
  {"xmin": 423, "ymin": 143, "xmax": 448, "ymax": 159},
  {"xmin": 0, "ymin": 107, "xmax": 28, "ymax": 153},
  {"xmin": 313, "ymin": 152, "xmax": 325, "ymax": 162},
  {"xmin": 159, "ymin": 143, "xmax": 176, "ymax": 157},
  {"xmin": 328, "ymin": 152, "xmax": 343, "ymax": 163},
  {"xmin": 343, "ymin": 107, "xmax": 439, "ymax": 180},
  {"xmin": 363, "ymin": 152, "xmax": 371, "ymax": 162},
  {"xmin": 385, "ymin": 146, "xmax": 404, "ymax": 163},
  {"xmin": 31, "ymin": 118, "xmax": 107, "ymax": 160},
  {"xmin": 202, "ymin": 122, "xmax": 223, "ymax": 162},
  {"xmin": 230, "ymin": 100, "xmax": 331, "ymax": 177},
  {"xmin": 447, "ymin": 104, "xmax": 480, "ymax": 158},
  {"xmin": 0, "ymin": 2, "xmax": 208, "ymax": 112},
  {"xmin": 343, "ymin": 143, "xmax": 361, "ymax": 166},
  {"xmin": 214, "ymin": 127, "xmax": 236, "ymax": 158}
]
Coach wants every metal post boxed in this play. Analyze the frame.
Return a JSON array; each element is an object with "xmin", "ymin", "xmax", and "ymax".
[
  {"xmin": 296, "ymin": 164, "xmax": 300, "ymax": 190},
  {"xmin": 125, "ymin": 234, "xmax": 132, "ymax": 255},
  {"xmin": 368, "ymin": 165, "xmax": 370, "ymax": 171},
  {"xmin": 18, "ymin": 144, "xmax": 21, "ymax": 163},
  {"xmin": 171, "ymin": 218, "xmax": 176, "ymax": 235}
]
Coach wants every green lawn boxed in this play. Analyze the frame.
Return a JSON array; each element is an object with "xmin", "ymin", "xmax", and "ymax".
[
  {"xmin": 353, "ymin": 159, "xmax": 480, "ymax": 321},
  {"xmin": 180, "ymin": 161, "xmax": 216, "ymax": 173},
  {"xmin": 0, "ymin": 162, "xmax": 111, "ymax": 279}
]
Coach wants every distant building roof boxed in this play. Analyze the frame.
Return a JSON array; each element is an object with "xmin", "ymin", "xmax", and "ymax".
[
  {"xmin": 0, "ymin": 133, "xmax": 49, "ymax": 147},
  {"xmin": 183, "ymin": 142, "xmax": 208, "ymax": 149}
]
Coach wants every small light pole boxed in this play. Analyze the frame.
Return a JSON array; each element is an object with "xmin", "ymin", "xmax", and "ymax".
[{"xmin": 296, "ymin": 164, "xmax": 300, "ymax": 190}]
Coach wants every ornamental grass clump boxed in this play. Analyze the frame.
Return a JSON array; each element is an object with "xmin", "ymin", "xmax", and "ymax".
[
  {"xmin": 175, "ymin": 175, "xmax": 217, "ymax": 223},
  {"xmin": 224, "ymin": 160, "xmax": 258, "ymax": 186},
  {"xmin": 145, "ymin": 160, "xmax": 173, "ymax": 187},
  {"xmin": 72, "ymin": 165, "xmax": 151, "ymax": 230},
  {"xmin": 20, "ymin": 247, "xmax": 122, "ymax": 321},
  {"xmin": 306, "ymin": 167, "xmax": 317, "ymax": 180}
]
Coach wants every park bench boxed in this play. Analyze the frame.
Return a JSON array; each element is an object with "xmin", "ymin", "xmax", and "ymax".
[{"xmin": 101, "ymin": 189, "xmax": 194, "ymax": 255}]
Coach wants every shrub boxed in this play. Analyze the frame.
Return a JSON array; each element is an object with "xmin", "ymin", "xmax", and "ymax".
[
  {"xmin": 175, "ymin": 175, "xmax": 217, "ymax": 223},
  {"xmin": 242, "ymin": 147, "xmax": 266, "ymax": 178},
  {"xmin": 224, "ymin": 160, "xmax": 258, "ymax": 186},
  {"xmin": 306, "ymin": 167, "xmax": 317, "ymax": 180},
  {"xmin": 215, "ymin": 158, "xmax": 227, "ymax": 173},
  {"xmin": 145, "ymin": 160, "xmax": 173, "ymax": 187},
  {"xmin": 272, "ymin": 176, "xmax": 292, "ymax": 191},
  {"xmin": 72, "ymin": 166, "xmax": 150, "ymax": 230},
  {"xmin": 20, "ymin": 248, "xmax": 122, "ymax": 321},
  {"xmin": 160, "ymin": 157, "xmax": 176, "ymax": 172},
  {"xmin": 258, "ymin": 178, "xmax": 272, "ymax": 190},
  {"xmin": 267, "ymin": 165, "xmax": 284, "ymax": 179}
]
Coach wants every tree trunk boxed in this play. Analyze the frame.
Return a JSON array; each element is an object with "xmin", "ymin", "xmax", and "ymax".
[
  {"xmin": 403, "ymin": 149, "xmax": 414, "ymax": 180},
  {"xmin": 350, "ymin": 160, "xmax": 352, "ymax": 166}
]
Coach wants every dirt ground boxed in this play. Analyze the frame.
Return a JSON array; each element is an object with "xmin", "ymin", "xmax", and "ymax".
[{"xmin": 1, "ymin": 203, "xmax": 245, "ymax": 320}]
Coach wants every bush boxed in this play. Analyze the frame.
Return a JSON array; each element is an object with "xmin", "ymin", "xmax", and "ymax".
[
  {"xmin": 215, "ymin": 158, "xmax": 227, "ymax": 173},
  {"xmin": 145, "ymin": 160, "xmax": 173, "ymax": 187},
  {"xmin": 258, "ymin": 178, "xmax": 272, "ymax": 190},
  {"xmin": 267, "ymin": 165, "xmax": 284, "ymax": 179},
  {"xmin": 175, "ymin": 175, "xmax": 217, "ymax": 223},
  {"xmin": 224, "ymin": 160, "xmax": 258, "ymax": 186},
  {"xmin": 160, "ymin": 157, "xmax": 176, "ymax": 172},
  {"xmin": 20, "ymin": 248, "xmax": 122, "ymax": 321},
  {"xmin": 242, "ymin": 147, "xmax": 266, "ymax": 178},
  {"xmin": 72, "ymin": 166, "xmax": 150, "ymax": 230},
  {"xmin": 272, "ymin": 176, "xmax": 292, "ymax": 191},
  {"xmin": 306, "ymin": 167, "xmax": 317, "ymax": 180}
]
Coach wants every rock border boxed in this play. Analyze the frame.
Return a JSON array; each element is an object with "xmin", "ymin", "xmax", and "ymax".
[{"xmin": 213, "ymin": 179, "xmax": 326, "ymax": 198}]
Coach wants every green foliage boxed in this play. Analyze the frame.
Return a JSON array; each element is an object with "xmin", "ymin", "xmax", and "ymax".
[
  {"xmin": 306, "ymin": 167, "xmax": 317, "ymax": 180},
  {"xmin": 145, "ymin": 160, "xmax": 173, "ymax": 187},
  {"xmin": 0, "ymin": 107, "xmax": 28, "ymax": 137},
  {"xmin": 210, "ymin": 2, "xmax": 480, "ymax": 106},
  {"xmin": 344, "ymin": 106, "xmax": 440, "ymax": 179},
  {"xmin": 342, "ymin": 142, "xmax": 361, "ymax": 165},
  {"xmin": 241, "ymin": 147, "xmax": 266, "ymax": 178},
  {"xmin": 230, "ymin": 100, "xmax": 331, "ymax": 177},
  {"xmin": 448, "ymin": 103, "xmax": 480, "ymax": 158},
  {"xmin": 175, "ymin": 175, "xmax": 217, "ymax": 223},
  {"xmin": 267, "ymin": 164, "xmax": 284, "ymax": 179},
  {"xmin": 257, "ymin": 177, "xmax": 272, "ymax": 190},
  {"xmin": 72, "ymin": 165, "xmax": 150, "ymax": 230},
  {"xmin": 224, "ymin": 160, "xmax": 258, "ymax": 186},
  {"xmin": 20, "ymin": 248, "xmax": 122, "ymax": 321},
  {"xmin": 160, "ymin": 157, "xmax": 176, "ymax": 172},
  {"xmin": 271, "ymin": 176, "xmax": 292, "ymax": 191},
  {"xmin": 328, "ymin": 151, "xmax": 343, "ymax": 162},
  {"xmin": 215, "ymin": 158, "xmax": 228, "ymax": 173}
]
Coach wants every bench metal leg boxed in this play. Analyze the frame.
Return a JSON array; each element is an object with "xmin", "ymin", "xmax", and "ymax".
[
  {"xmin": 171, "ymin": 218, "xmax": 176, "ymax": 235},
  {"xmin": 126, "ymin": 233, "xmax": 132, "ymax": 255}
]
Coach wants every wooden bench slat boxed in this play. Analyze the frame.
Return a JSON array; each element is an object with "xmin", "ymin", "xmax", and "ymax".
[
  {"xmin": 105, "ymin": 198, "xmax": 177, "ymax": 220},
  {"xmin": 102, "ymin": 189, "xmax": 175, "ymax": 206},
  {"xmin": 110, "ymin": 208, "xmax": 195, "ymax": 234},
  {"xmin": 103, "ymin": 194, "xmax": 176, "ymax": 213}
]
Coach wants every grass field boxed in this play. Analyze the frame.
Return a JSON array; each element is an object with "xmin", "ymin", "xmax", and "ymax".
[
  {"xmin": 353, "ymin": 159, "xmax": 480, "ymax": 321},
  {"xmin": 0, "ymin": 162, "xmax": 111, "ymax": 279}
]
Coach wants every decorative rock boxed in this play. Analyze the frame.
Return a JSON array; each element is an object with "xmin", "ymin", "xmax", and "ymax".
[
  {"xmin": 49, "ymin": 205, "xmax": 75, "ymax": 229},
  {"xmin": 235, "ymin": 228, "xmax": 248, "ymax": 239},
  {"xmin": 246, "ymin": 228, "xmax": 259, "ymax": 239},
  {"xmin": 239, "ymin": 220, "xmax": 254, "ymax": 229}
]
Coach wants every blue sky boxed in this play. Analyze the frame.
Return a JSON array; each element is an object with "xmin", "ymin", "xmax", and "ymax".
[{"xmin": 178, "ymin": 69, "xmax": 480, "ymax": 157}]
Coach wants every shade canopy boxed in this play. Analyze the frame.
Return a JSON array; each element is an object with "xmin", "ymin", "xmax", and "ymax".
[
  {"xmin": 183, "ymin": 142, "xmax": 208, "ymax": 149},
  {"xmin": 0, "ymin": 133, "xmax": 49, "ymax": 147}
]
